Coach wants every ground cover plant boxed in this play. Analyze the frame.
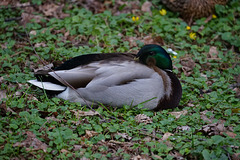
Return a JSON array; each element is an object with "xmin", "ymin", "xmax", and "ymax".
[{"xmin": 0, "ymin": 0, "xmax": 239, "ymax": 159}]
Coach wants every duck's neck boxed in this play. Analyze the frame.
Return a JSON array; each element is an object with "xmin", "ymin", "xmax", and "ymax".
[
  {"xmin": 151, "ymin": 66, "xmax": 172, "ymax": 95},
  {"xmin": 154, "ymin": 71, "xmax": 182, "ymax": 111}
]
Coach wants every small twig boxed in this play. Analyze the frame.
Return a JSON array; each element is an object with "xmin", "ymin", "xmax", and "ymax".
[
  {"xmin": 3, "ymin": 51, "xmax": 25, "ymax": 61},
  {"xmin": 227, "ymin": 152, "xmax": 232, "ymax": 160},
  {"xmin": 210, "ymin": 35, "xmax": 219, "ymax": 42},
  {"xmin": 109, "ymin": 140, "xmax": 133, "ymax": 146},
  {"xmin": 152, "ymin": 3, "xmax": 161, "ymax": 10},
  {"xmin": 25, "ymin": 29, "xmax": 106, "ymax": 122},
  {"xmin": 222, "ymin": 146, "xmax": 232, "ymax": 160}
]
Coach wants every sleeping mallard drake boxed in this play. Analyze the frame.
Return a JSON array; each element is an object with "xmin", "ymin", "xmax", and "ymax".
[{"xmin": 28, "ymin": 44, "xmax": 182, "ymax": 111}]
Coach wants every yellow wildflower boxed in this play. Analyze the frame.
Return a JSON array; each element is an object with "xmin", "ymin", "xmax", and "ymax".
[
  {"xmin": 173, "ymin": 56, "xmax": 177, "ymax": 59},
  {"xmin": 186, "ymin": 26, "xmax": 191, "ymax": 30},
  {"xmin": 132, "ymin": 16, "xmax": 140, "ymax": 22},
  {"xmin": 212, "ymin": 14, "xmax": 217, "ymax": 19},
  {"xmin": 159, "ymin": 9, "xmax": 167, "ymax": 16},
  {"xmin": 189, "ymin": 32, "xmax": 197, "ymax": 40}
]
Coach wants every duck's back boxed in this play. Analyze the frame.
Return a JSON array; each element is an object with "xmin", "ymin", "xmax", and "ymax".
[{"xmin": 56, "ymin": 60, "xmax": 167, "ymax": 110}]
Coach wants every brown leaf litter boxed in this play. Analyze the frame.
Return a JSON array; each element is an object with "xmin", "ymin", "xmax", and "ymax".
[
  {"xmin": 3, "ymin": 1, "xmax": 70, "ymax": 26},
  {"xmin": 13, "ymin": 131, "xmax": 48, "ymax": 152},
  {"xmin": 180, "ymin": 56, "xmax": 196, "ymax": 76},
  {"xmin": 207, "ymin": 46, "xmax": 221, "ymax": 60},
  {"xmin": 39, "ymin": 3, "xmax": 69, "ymax": 18},
  {"xmin": 200, "ymin": 110, "xmax": 215, "ymax": 123},
  {"xmin": 200, "ymin": 121, "xmax": 236, "ymax": 137},
  {"xmin": 141, "ymin": 1, "xmax": 152, "ymax": 15},
  {"xmin": 85, "ymin": 130, "xmax": 99, "ymax": 138},
  {"xmin": 76, "ymin": 0, "xmax": 106, "ymax": 14},
  {"xmin": 199, "ymin": 111, "xmax": 237, "ymax": 138},
  {"xmin": 135, "ymin": 114, "xmax": 152, "ymax": 124},
  {"xmin": 126, "ymin": 34, "xmax": 165, "ymax": 48},
  {"xmin": 169, "ymin": 110, "xmax": 188, "ymax": 119},
  {"xmin": 71, "ymin": 110, "xmax": 100, "ymax": 119},
  {"xmin": 161, "ymin": 132, "xmax": 174, "ymax": 141},
  {"xmin": 115, "ymin": 132, "xmax": 132, "ymax": 141},
  {"xmin": 176, "ymin": 125, "xmax": 191, "ymax": 132},
  {"xmin": 112, "ymin": 0, "xmax": 141, "ymax": 15}
]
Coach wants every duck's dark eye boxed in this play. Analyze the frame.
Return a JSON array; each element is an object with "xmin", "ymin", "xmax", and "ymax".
[{"xmin": 149, "ymin": 51, "xmax": 156, "ymax": 56}]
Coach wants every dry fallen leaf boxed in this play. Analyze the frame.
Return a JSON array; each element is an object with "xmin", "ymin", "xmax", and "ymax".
[
  {"xmin": 200, "ymin": 122, "xmax": 234, "ymax": 136},
  {"xmin": 133, "ymin": 155, "xmax": 141, "ymax": 160},
  {"xmin": 152, "ymin": 155, "xmax": 163, "ymax": 159},
  {"xmin": 169, "ymin": 110, "xmax": 188, "ymax": 119},
  {"xmin": 200, "ymin": 110, "xmax": 215, "ymax": 123},
  {"xmin": 125, "ymin": 36, "xmax": 139, "ymax": 47},
  {"xmin": 162, "ymin": 132, "xmax": 174, "ymax": 141},
  {"xmin": 85, "ymin": 130, "xmax": 98, "ymax": 138},
  {"xmin": 115, "ymin": 132, "xmax": 132, "ymax": 141},
  {"xmin": 126, "ymin": 34, "xmax": 165, "ymax": 48},
  {"xmin": 0, "ymin": 42, "xmax": 7, "ymax": 49},
  {"xmin": 72, "ymin": 110, "xmax": 99, "ymax": 119},
  {"xmin": 133, "ymin": 155, "xmax": 152, "ymax": 160},
  {"xmin": 45, "ymin": 116, "xmax": 63, "ymax": 122},
  {"xmin": 143, "ymin": 136, "xmax": 152, "ymax": 142},
  {"xmin": 201, "ymin": 123, "xmax": 224, "ymax": 135},
  {"xmin": 135, "ymin": 114, "xmax": 152, "ymax": 124},
  {"xmin": 187, "ymin": 103, "xmax": 195, "ymax": 107},
  {"xmin": 61, "ymin": 149, "xmax": 69, "ymax": 154},
  {"xmin": 73, "ymin": 145, "xmax": 82, "ymax": 151},
  {"xmin": 170, "ymin": 151, "xmax": 184, "ymax": 160},
  {"xmin": 34, "ymin": 42, "xmax": 47, "ymax": 48},
  {"xmin": 143, "ymin": 35, "xmax": 155, "ymax": 45},
  {"xmin": 143, "ymin": 35, "xmax": 165, "ymax": 46},
  {"xmin": 141, "ymin": 1, "xmax": 152, "ymax": 15},
  {"xmin": 40, "ymin": 3, "xmax": 59, "ymax": 17},
  {"xmin": 113, "ymin": 1, "xmax": 140, "ymax": 15},
  {"xmin": 0, "ymin": 90, "xmax": 7, "ymax": 101},
  {"xmin": 180, "ymin": 56, "xmax": 196, "ymax": 76},
  {"xmin": 13, "ymin": 131, "xmax": 48, "ymax": 152},
  {"xmin": 29, "ymin": 30, "xmax": 37, "ymax": 36},
  {"xmin": 0, "ymin": 0, "xmax": 10, "ymax": 6},
  {"xmin": 176, "ymin": 126, "xmax": 191, "ymax": 131},
  {"xmin": 39, "ymin": 3, "xmax": 69, "ymax": 18},
  {"xmin": 78, "ymin": 0, "xmax": 106, "ymax": 14},
  {"xmin": 16, "ymin": 2, "xmax": 30, "ymax": 7},
  {"xmin": 220, "ymin": 131, "xmax": 237, "ymax": 138},
  {"xmin": 232, "ymin": 152, "xmax": 240, "ymax": 160},
  {"xmin": 20, "ymin": 12, "xmax": 43, "ymax": 26},
  {"xmin": 208, "ymin": 46, "xmax": 221, "ymax": 60}
]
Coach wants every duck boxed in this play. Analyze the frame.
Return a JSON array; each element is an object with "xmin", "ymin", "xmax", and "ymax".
[
  {"xmin": 28, "ymin": 44, "xmax": 182, "ymax": 111},
  {"xmin": 161, "ymin": 0, "xmax": 228, "ymax": 24}
]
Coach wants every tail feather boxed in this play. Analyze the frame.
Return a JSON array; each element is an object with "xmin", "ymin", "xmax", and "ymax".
[{"xmin": 28, "ymin": 80, "xmax": 66, "ymax": 91}]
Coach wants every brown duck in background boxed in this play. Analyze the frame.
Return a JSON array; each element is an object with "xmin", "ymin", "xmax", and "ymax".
[{"xmin": 161, "ymin": 0, "xmax": 228, "ymax": 24}]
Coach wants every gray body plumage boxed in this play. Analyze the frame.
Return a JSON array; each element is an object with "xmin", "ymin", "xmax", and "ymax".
[
  {"xmin": 28, "ymin": 45, "xmax": 182, "ymax": 110},
  {"xmin": 29, "ymin": 60, "xmax": 172, "ymax": 110}
]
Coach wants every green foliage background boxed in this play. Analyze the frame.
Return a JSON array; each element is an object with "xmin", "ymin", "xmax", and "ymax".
[{"xmin": 0, "ymin": 0, "xmax": 239, "ymax": 159}]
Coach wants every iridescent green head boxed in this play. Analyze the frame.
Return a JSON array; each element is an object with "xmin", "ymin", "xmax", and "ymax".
[{"xmin": 137, "ymin": 44, "xmax": 173, "ymax": 70}]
